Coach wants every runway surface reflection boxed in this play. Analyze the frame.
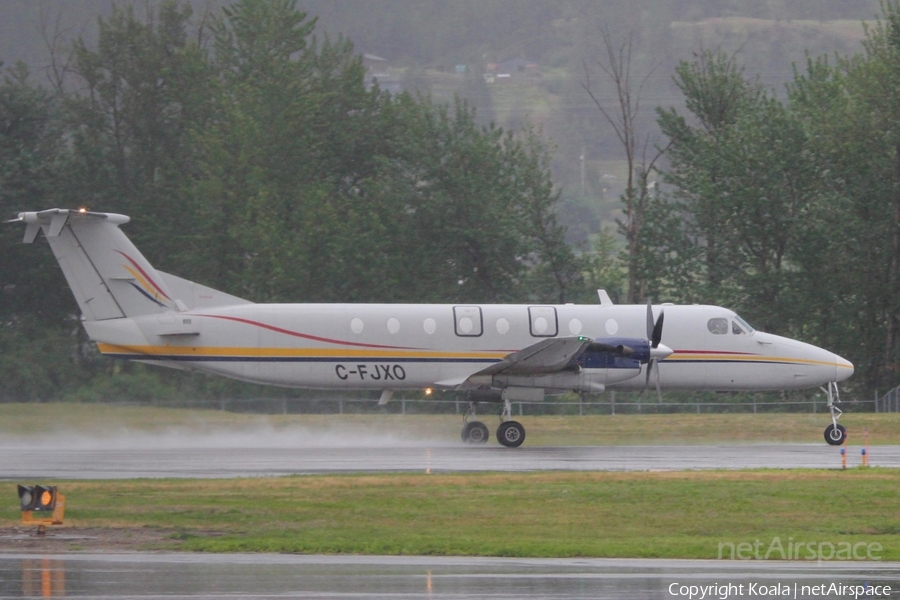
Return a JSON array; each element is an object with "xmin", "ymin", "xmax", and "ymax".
[{"xmin": 1, "ymin": 554, "xmax": 898, "ymax": 599}]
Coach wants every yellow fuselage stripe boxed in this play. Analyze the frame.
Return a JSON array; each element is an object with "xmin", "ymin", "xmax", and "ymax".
[
  {"xmin": 95, "ymin": 344, "xmax": 847, "ymax": 369},
  {"xmin": 667, "ymin": 353, "xmax": 843, "ymax": 368}
]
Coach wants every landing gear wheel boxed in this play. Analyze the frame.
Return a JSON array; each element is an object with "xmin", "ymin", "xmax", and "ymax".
[
  {"xmin": 824, "ymin": 423, "xmax": 847, "ymax": 446},
  {"xmin": 496, "ymin": 420, "xmax": 525, "ymax": 448},
  {"xmin": 462, "ymin": 421, "xmax": 489, "ymax": 444}
]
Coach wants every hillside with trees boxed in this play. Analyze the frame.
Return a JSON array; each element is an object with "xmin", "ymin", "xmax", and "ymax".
[
  {"xmin": 2, "ymin": 0, "xmax": 900, "ymax": 404},
  {"xmin": 0, "ymin": 0, "xmax": 580, "ymax": 402}
]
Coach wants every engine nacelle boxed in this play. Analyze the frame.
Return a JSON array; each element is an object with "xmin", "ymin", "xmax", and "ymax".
[{"xmin": 578, "ymin": 337, "xmax": 650, "ymax": 369}]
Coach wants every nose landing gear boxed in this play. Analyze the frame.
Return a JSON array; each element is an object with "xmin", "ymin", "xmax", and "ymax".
[{"xmin": 822, "ymin": 381, "xmax": 847, "ymax": 446}]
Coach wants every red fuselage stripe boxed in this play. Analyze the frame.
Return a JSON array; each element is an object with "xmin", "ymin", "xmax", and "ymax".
[{"xmin": 195, "ymin": 314, "xmax": 421, "ymax": 350}]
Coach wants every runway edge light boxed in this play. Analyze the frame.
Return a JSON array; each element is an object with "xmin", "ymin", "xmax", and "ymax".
[
  {"xmin": 16, "ymin": 484, "xmax": 65, "ymax": 535},
  {"xmin": 17, "ymin": 485, "xmax": 36, "ymax": 511}
]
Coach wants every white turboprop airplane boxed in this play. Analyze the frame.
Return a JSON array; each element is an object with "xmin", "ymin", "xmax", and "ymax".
[{"xmin": 10, "ymin": 208, "xmax": 854, "ymax": 447}]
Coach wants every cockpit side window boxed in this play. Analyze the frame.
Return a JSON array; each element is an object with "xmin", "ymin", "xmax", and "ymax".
[
  {"xmin": 732, "ymin": 321, "xmax": 747, "ymax": 334},
  {"xmin": 707, "ymin": 318, "xmax": 728, "ymax": 335},
  {"xmin": 733, "ymin": 315, "xmax": 755, "ymax": 334}
]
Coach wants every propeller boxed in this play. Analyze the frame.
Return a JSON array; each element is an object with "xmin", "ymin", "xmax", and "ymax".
[{"xmin": 643, "ymin": 298, "xmax": 672, "ymax": 402}]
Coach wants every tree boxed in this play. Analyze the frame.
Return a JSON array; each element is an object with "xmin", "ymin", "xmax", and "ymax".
[
  {"xmin": 581, "ymin": 28, "xmax": 667, "ymax": 303},
  {"xmin": 62, "ymin": 0, "xmax": 213, "ymax": 277},
  {"xmin": 1, "ymin": 0, "xmax": 583, "ymax": 401},
  {"xmin": 0, "ymin": 62, "xmax": 71, "ymax": 324},
  {"xmin": 655, "ymin": 49, "xmax": 818, "ymax": 333},
  {"xmin": 786, "ymin": 1, "xmax": 900, "ymax": 390},
  {"xmin": 197, "ymin": 0, "xmax": 582, "ymax": 304}
]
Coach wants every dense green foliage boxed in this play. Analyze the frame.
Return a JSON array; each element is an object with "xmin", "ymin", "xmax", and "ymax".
[
  {"xmin": 0, "ymin": 0, "xmax": 582, "ymax": 401},
  {"xmin": 4, "ymin": 0, "xmax": 900, "ymax": 404},
  {"xmin": 0, "ymin": 1, "xmax": 882, "ymax": 223},
  {"xmin": 640, "ymin": 2, "xmax": 900, "ymax": 393}
]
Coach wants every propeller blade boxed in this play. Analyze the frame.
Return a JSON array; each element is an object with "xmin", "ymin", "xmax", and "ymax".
[
  {"xmin": 642, "ymin": 299, "xmax": 665, "ymax": 398},
  {"xmin": 655, "ymin": 360, "xmax": 663, "ymax": 403},
  {"xmin": 651, "ymin": 311, "xmax": 665, "ymax": 349}
]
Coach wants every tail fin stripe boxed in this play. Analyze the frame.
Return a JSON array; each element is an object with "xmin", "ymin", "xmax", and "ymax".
[
  {"xmin": 121, "ymin": 264, "xmax": 162, "ymax": 301},
  {"xmin": 127, "ymin": 282, "xmax": 168, "ymax": 307},
  {"xmin": 113, "ymin": 250, "xmax": 172, "ymax": 301}
]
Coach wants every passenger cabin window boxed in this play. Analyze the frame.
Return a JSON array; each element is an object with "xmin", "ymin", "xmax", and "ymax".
[
  {"xmin": 529, "ymin": 306, "xmax": 558, "ymax": 337},
  {"xmin": 453, "ymin": 306, "xmax": 483, "ymax": 337},
  {"xmin": 707, "ymin": 318, "xmax": 728, "ymax": 335}
]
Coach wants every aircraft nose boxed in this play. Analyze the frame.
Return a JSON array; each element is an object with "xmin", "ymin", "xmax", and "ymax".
[{"xmin": 834, "ymin": 353, "xmax": 854, "ymax": 382}]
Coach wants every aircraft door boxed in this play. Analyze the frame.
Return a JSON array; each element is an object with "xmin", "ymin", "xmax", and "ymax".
[{"xmin": 453, "ymin": 306, "xmax": 483, "ymax": 337}]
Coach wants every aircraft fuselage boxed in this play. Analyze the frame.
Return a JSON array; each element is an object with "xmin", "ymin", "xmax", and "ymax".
[{"xmin": 85, "ymin": 302, "xmax": 852, "ymax": 392}]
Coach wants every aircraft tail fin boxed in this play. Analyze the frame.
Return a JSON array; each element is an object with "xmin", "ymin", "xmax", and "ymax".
[{"xmin": 9, "ymin": 208, "xmax": 250, "ymax": 320}]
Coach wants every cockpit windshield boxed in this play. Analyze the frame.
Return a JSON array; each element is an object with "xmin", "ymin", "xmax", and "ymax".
[{"xmin": 733, "ymin": 315, "xmax": 755, "ymax": 334}]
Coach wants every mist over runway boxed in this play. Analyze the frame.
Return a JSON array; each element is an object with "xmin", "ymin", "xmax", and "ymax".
[{"xmin": 1, "ymin": 426, "xmax": 898, "ymax": 478}]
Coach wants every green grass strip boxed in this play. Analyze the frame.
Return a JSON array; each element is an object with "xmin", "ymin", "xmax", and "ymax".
[{"xmin": 3, "ymin": 469, "xmax": 898, "ymax": 559}]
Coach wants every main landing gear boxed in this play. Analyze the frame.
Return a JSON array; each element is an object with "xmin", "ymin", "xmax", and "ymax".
[
  {"xmin": 496, "ymin": 398, "xmax": 525, "ymax": 448},
  {"xmin": 461, "ymin": 400, "xmax": 489, "ymax": 444},
  {"xmin": 823, "ymin": 381, "xmax": 847, "ymax": 446},
  {"xmin": 460, "ymin": 398, "xmax": 526, "ymax": 447}
]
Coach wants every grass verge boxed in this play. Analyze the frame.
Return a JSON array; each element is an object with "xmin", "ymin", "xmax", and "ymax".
[{"xmin": 2, "ymin": 470, "xmax": 898, "ymax": 559}]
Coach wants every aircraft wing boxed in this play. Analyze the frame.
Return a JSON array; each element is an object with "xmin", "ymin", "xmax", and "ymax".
[{"xmin": 474, "ymin": 336, "xmax": 593, "ymax": 377}]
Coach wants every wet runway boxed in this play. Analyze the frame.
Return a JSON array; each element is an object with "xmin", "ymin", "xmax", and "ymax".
[
  {"xmin": 1, "ymin": 553, "xmax": 898, "ymax": 599},
  {"xmin": 1, "ymin": 435, "xmax": 898, "ymax": 479}
]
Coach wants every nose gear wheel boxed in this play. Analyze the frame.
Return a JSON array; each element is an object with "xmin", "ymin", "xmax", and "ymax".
[
  {"xmin": 822, "ymin": 382, "xmax": 846, "ymax": 446},
  {"xmin": 825, "ymin": 423, "xmax": 847, "ymax": 445}
]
